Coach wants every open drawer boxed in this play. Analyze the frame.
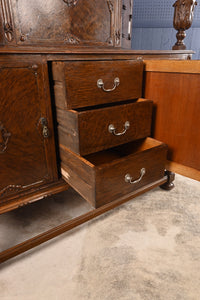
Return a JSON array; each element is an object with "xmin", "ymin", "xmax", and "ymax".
[
  {"xmin": 57, "ymin": 98, "xmax": 153, "ymax": 155},
  {"xmin": 60, "ymin": 137, "xmax": 167, "ymax": 208},
  {"xmin": 52, "ymin": 59, "xmax": 143, "ymax": 109}
]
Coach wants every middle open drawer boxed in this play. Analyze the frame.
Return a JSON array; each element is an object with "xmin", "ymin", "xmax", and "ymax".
[{"xmin": 56, "ymin": 98, "xmax": 153, "ymax": 156}]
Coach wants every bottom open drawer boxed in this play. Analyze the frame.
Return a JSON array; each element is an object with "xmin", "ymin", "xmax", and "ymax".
[{"xmin": 60, "ymin": 137, "xmax": 167, "ymax": 208}]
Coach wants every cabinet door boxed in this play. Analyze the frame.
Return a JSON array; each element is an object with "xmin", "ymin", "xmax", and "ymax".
[{"xmin": 0, "ymin": 58, "xmax": 57, "ymax": 202}]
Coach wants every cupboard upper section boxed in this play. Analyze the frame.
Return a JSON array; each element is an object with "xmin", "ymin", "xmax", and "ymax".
[{"xmin": 0, "ymin": 0, "xmax": 122, "ymax": 48}]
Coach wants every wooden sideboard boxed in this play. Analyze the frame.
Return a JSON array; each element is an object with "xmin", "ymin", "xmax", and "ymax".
[
  {"xmin": 0, "ymin": 0, "xmax": 195, "ymax": 263},
  {"xmin": 0, "ymin": 48, "xmax": 193, "ymax": 215}
]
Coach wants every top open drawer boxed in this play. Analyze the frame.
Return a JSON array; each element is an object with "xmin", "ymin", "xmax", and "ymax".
[{"xmin": 52, "ymin": 59, "xmax": 143, "ymax": 109}]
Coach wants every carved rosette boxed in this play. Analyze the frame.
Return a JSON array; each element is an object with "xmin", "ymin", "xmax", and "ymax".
[
  {"xmin": 1, "ymin": 0, "xmax": 14, "ymax": 42},
  {"xmin": 0, "ymin": 122, "xmax": 11, "ymax": 153},
  {"xmin": 63, "ymin": 0, "xmax": 79, "ymax": 7},
  {"xmin": 172, "ymin": 0, "xmax": 197, "ymax": 50}
]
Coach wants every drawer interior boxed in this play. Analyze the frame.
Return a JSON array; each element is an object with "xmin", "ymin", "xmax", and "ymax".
[{"xmin": 84, "ymin": 137, "xmax": 165, "ymax": 166}]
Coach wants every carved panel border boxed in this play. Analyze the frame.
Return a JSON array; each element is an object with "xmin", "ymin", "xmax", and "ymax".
[
  {"xmin": 0, "ymin": 180, "xmax": 45, "ymax": 199},
  {"xmin": 0, "ymin": 0, "xmax": 14, "ymax": 42}
]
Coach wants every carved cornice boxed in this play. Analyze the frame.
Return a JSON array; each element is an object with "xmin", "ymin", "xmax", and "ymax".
[
  {"xmin": 64, "ymin": 33, "xmax": 80, "ymax": 44},
  {"xmin": 0, "ymin": 0, "xmax": 14, "ymax": 42},
  {"xmin": 0, "ymin": 122, "xmax": 11, "ymax": 153},
  {"xmin": 63, "ymin": 0, "xmax": 79, "ymax": 7}
]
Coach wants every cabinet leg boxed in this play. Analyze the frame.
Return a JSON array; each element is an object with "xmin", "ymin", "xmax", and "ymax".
[{"xmin": 160, "ymin": 170, "xmax": 175, "ymax": 190}]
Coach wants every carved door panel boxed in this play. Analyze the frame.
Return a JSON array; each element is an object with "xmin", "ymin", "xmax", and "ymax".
[
  {"xmin": 1, "ymin": 0, "xmax": 121, "ymax": 47},
  {"xmin": 0, "ymin": 58, "xmax": 57, "ymax": 202}
]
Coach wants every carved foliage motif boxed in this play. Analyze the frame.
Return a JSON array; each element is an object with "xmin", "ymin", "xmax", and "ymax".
[
  {"xmin": 173, "ymin": 0, "xmax": 197, "ymax": 30},
  {"xmin": 0, "ymin": 185, "xmax": 23, "ymax": 198},
  {"xmin": 63, "ymin": 0, "xmax": 79, "ymax": 7},
  {"xmin": 172, "ymin": 0, "xmax": 197, "ymax": 49},
  {"xmin": 0, "ymin": 0, "xmax": 14, "ymax": 42},
  {"xmin": 0, "ymin": 122, "xmax": 11, "ymax": 153}
]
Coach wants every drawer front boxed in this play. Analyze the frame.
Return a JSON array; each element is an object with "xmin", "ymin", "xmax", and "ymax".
[
  {"xmin": 57, "ymin": 99, "xmax": 153, "ymax": 155},
  {"xmin": 60, "ymin": 138, "xmax": 167, "ymax": 208},
  {"xmin": 53, "ymin": 59, "xmax": 143, "ymax": 109},
  {"xmin": 95, "ymin": 143, "xmax": 167, "ymax": 207}
]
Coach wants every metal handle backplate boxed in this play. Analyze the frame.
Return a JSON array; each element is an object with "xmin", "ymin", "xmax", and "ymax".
[
  {"xmin": 97, "ymin": 77, "xmax": 120, "ymax": 92},
  {"xmin": 125, "ymin": 168, "xmax": 146, "ymax": 185},
  {"xmin": 40, "ymin": 117, "xmax": 49, "ymax": 138},
  {"xmin": 108, "ymin": 121, "xmax": 130, "ymax": 136}
]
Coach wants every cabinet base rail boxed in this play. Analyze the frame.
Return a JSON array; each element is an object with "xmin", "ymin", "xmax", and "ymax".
[{"xmin": 0, "ymin": 176, "xmax": 168, "ymax": 264}]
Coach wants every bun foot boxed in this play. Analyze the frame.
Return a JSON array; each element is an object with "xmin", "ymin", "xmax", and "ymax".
[{"xmin": 160, "ymin": 170, "xmax": 175, "ymax": 190}]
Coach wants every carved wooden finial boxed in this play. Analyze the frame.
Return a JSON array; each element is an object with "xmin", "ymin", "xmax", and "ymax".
[{"xmin": 172, "ymin": 0, "xmax": 197, "ymax": 50}]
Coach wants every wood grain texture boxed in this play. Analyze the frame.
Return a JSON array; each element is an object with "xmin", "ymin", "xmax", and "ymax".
[
  {"xmin": 60, "ymin": 137, "xmax": 167, "ymax": 208},
  {"xmin": 53, "ymin": 59, "xmax": 144, "ymax": 109},
  {"xmin": 144, "ymin": 60, "xmax": 200, "ymax": 171},
  {"xmin": 144, "ymin": 60, "xmax": 200, "ymax": 74},
  {"xmin": 0, "ymin": 0, "xmax": 121, "ymax": 47},
  {"xmin": 57, "ymin": 99, "xmax": 153, "ymax": 155},
  {"xmin": 0, "ymin": 57, "xmax": 58, "ymax": 204},
  {"xmin": 166, "ymin": 160, "xmax": 200, "ymax": 181}
]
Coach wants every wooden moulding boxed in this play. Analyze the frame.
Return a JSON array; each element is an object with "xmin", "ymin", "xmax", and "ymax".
[
  {"xmin": 0, "ymin": 180, "xmax": 69, "ymax": 215},
  {"xmin": 144, "ymin": 60, "xmax": 200, "ymax": 74},
  {"xmin": 0, "ymin": 175, "xmax": 167, "ymax": 264}
]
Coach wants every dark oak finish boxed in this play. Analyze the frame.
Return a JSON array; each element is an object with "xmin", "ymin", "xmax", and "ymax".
[
  {"xmin": 0, "ymin": 56, "xmax": 58, "ymax": 206},
  {"xmin": 0, "ymin": 1, "xmax": 182, "ymax": 263},
  {"xmin": 53, "ymin": 59, "xmax": 144, "ymax": 109},
  {"xmin": 0, "ymin": 0, "xmax": 121, "ymax": 48},
  {"xmin": 60, "ymin": 137, "xmax": 167, "ymax": 208},
  {"xmin": 144, "ymin": 60, "xmax": 200, "ymax": 174},
  {"xmin": 0, "ymin": 179, "xmax": 69, "ymax": 215},
  {"xmin": 57, "ymin": 99, "xmax": 153, "ymax": 155}
]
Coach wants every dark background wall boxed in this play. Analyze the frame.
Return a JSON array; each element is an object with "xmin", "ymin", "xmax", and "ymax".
[{"xmin": 131, "ymin": 0, "xmax": 200, "ymax": 59}]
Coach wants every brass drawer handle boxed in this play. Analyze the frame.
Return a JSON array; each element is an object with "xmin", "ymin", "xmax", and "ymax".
[
  {"xmin": 108, "ymin": 121, "xmax": 130, "ymax": 136},
  {"xmin": 97, "ymin": 77, "xmax": 120, "ymax": 92},
  {"xmin": 125, "ymin": 168, "xmax": 146, "ymax": 184}
]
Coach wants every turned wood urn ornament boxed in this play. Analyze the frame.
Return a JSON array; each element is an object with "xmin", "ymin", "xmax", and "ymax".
[{"xmin": 172, "ymin": 0, "xmax": 197, "ymax": 50}]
